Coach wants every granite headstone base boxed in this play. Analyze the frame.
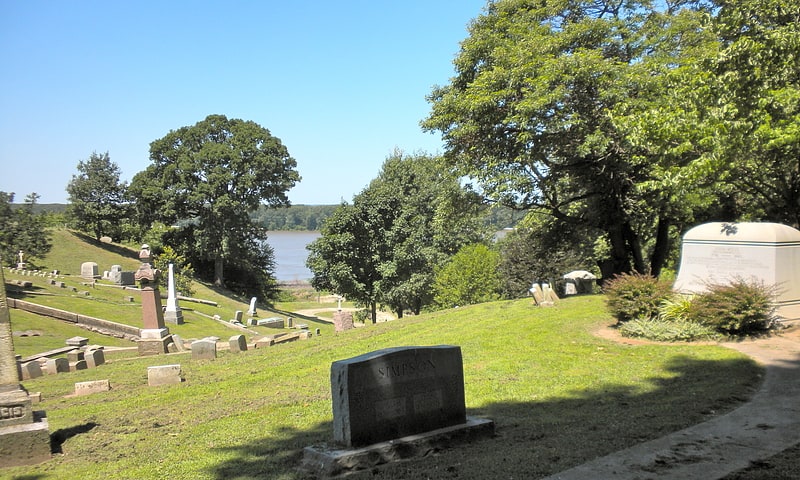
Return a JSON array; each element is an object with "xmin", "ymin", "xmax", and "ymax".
[
  {"xmin": 300, "ymin": 417, "xmax": 494, "ymax": 477},
  {"xmin": 138, "ymin": 335, "xmax": 172, "ymax": 356},
  {"xmin": 0, "ymin": 388, "xmax": 51, "ymax": 467}
]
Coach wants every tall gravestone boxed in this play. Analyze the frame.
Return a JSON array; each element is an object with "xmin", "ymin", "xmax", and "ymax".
[
  {"xmin": 163, "ymin": 263, "xmax": 184, "ymax": 325},
  {"xmin": 674, "ymin": 222, "xmax": 800, "ymax": 320},
  {"xmin": 0, "ymin": 259, "xmax": 51, "ymax": 467},
  {"xmin": 135, "ymin": 245, "xmax": 172, "ymax": 355}
]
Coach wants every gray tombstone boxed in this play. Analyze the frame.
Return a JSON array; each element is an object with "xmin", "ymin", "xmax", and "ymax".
[
  {"xmin": 80, "ymin": 262, "xmax": 99, "ymax": 280},
  {"xmin": 229, "ymin": 335, "xmax": 248, "ymax": 353},
  {"xmin": 191, "ymin": 339, "xmax": 217, "ymax": 361},
  {"xmin": 45, "ymin": 357, "xmax": 69, "ymax": 375},
  {"xmin": 85, "ymin": 349, "xmax": 105, "ymax": 368},
  {"xmin": 109, "ymin": 265, "xmax": 123, "ymax": 284},
  {"xmin": 247, "ymin": 297, "xmax": 257, "ymax": 316},
  {"xmin": 118, "ymin": 271, "xmax": 135, "ymax": 286},
  {"xmin": 20, "ymin": 361, "xmax": 43, "ymax": 380},
  {"xmin": 331, "ymin": 345, "xmax": 467, "ymax": 447},
  {"xmin": 234, "ymin": 310, "xmax": 243, "ymax": 323}
]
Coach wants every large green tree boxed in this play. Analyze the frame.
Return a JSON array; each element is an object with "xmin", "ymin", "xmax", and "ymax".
[
  {"xmin": 0, "ymin": 192, "xmax": 52, "ymax": 267},
  {"xmin": 129, "ymin": 114, "xmax": 299, "ymax": 290},
  {"xmin": 66, "ymin": 151, "xmax": 129, "ymax": 240},
  {"xmin": 423, "ymin": 0, "xmax": 720, "ymax": 279},
  {"xmin": 306, "ymin": 152, "xmax": 486, "ymax": 321},
  {"xmin": 710, "ymin": 0, "xmax": 800, "ymax": 226}
]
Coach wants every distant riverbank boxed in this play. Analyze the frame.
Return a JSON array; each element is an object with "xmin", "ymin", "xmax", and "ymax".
[{"xmin": 265, "ymin": 231, "xmax": 321, "ymax": 282}]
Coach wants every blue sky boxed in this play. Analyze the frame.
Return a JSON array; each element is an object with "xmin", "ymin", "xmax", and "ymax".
[{"xmin": 0, "ymin": 1, "xmax": 486, "ymax": 205}]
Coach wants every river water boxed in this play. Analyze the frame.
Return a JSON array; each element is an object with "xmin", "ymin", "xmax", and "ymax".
[{"xmin": 265, "ymin": 231, "xmax": 321, "ymax": 282}]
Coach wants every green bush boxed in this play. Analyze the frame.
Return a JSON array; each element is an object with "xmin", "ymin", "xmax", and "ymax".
[
  {"xmin": 658, "ymin": 294, "xmax": 694, "ymax": 322},
  {"xmin": 604, "ymin": 273, "xmax": 674, "ymax": 323},
  {"xmin": 619, "ymin": 317, "xmax": 721, "ymax": 342},
  {"xmin": 686, "ymin": 279, "xmax": 777, "ymax": 335}
]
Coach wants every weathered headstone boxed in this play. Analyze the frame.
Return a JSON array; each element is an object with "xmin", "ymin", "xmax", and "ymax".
[
  {"xmin": 674, "ymin": 222, "xmax": 800, "ymax": 320},
  {"xmin": 84, "ymin": 349, "xmax": 105, "ymax": 368},
  {"xmin": 247, "ymin": 296, "xmax": 257, "ymax": 316},
  {"xmin": 164, "ymin": 263, "xmax": 184, "ymax": 325},
  {"xmin": 331, "ymin": 345, "xmax": 467, "ymax": 447},
  {"xmin": 333, "ymin": 311, "xmax": 354, "ymax": 332},
  {"xmin": 80, "ymin": 261, "xmax": 99, "ymax": 280},
  {"xmin": 191, "ymin": 339, "xmax": 217, "ymax": 360},
  {"xmin": 147, "ymin": 365, "xmax": 182, "ymax": 386},
  {"xmin": 19, "ymin": 361, "xmax": 43, "ymax": 380},
  {"xmin": 45, "ymin": 357, "xmax": 69, "ymax": 375},
  {"xmin": 109, "ymin": 264, "xmax": 123, "ymax": 284},
  {"xmin": 74, "ymin": 380, "xmax": 110, "ymax": 396},
  {"xmin": 229, "ymin": 335, "xmax": 247, "ymax": 353},
  {"xmin": 0, "ymin": 258, "xmax": 51, "ymax": 467},
  {"xmin": 234, "ymin": 310, "xmax": 243, "ymax": 323}
]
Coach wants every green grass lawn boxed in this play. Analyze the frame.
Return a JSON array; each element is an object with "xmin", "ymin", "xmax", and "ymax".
[{"xmin": 5, "ymin": 295, "xmax": 762, "ymax": 480}]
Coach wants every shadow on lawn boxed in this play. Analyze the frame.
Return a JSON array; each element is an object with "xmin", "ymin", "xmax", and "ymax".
[{"xmin": 206, "ymin": 352, "xmax": 798, "ymax": 480}]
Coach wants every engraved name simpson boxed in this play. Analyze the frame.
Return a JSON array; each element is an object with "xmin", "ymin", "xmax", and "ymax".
[{"xmin": 377, "ymin": 358, "xmax": 436, "ymax": 378}]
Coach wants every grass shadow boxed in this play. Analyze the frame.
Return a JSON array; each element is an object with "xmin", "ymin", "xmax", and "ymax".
[
  {"xmin": 205, "ymin": 353, "xmax": 787, "ymax": 479},
  {"xmin": 68, "ymin": 231, "xmax": 138, "ymax": 260},
  {"xmin": 50, "ymin": 422, "xmax": 99, "ymax": 454}
]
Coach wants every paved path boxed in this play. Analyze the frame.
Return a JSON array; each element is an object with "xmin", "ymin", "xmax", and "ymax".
[{"xmin": 543, "ymin": 329, "xmax": 800, "ymax": 480}]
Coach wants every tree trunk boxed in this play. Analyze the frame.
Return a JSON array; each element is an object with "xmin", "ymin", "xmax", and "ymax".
[
  {"xmin": 622, "ymin": 221, "xmax": 646, "ymax": 274},
  {"xmin": 649, "ymin": 216, "xmax": 671, "ymax": 278},
  {"xmin": 213, "ymin": 255, "xmax": 225, "ymax": 287},
  {"xmin": 604, "ymin": 223, "xmax": 632, "ymax": 281},
  {"xmin": 370, "ymin": 301, "xmax": 377, "ymax": 324}
]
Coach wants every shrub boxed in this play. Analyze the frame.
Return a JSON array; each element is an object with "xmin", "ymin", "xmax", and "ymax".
[
  {"xmin": 619, "ymin": 317, "xmax": 721, "ymax": 342},
  {"xmin": 686, "ymin": 279, "xmax": 777, "ymax": 335},
  {"xmin": 604, "ymin": 273, "xmax": 674, "ymax": 323},
  {"xmin": 658, "ymin": 294, "xmax": 694, "ymax": 322}
]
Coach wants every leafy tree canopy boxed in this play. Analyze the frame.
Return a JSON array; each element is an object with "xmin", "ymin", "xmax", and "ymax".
[
  {"xmin": 0, "ymin": 192, "xmax": 52, "ymax": 267},
  {"xmin": 307, "ymin": 151, "xmax": 487, "ymax": 321},
  {"xmin": 66, "ymin": 151, "xmax": 129, "ymax": 240},
  {"xmin": 424, "ymin": 0, "xmax": 723, "ymax": 279},
  {"xmin": 129, "ymin": 114, "xmax": 300, "ymax": 293}
]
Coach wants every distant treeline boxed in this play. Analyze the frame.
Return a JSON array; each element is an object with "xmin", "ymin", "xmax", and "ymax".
[
  {"xmin": 251, "ymin": 203, "xmax": 526, "ymax": 231},
  {"xmin": 250, "ymin": 204, "xmax": 339, "ymax": 231},
  {"xmin": 19, "ymin": 202, "xmax": 525, "ymax": 232}
]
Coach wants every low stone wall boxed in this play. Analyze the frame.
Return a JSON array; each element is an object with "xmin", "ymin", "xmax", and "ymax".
[{"xmin": 7, "ymin": 298, "xmax": 140, "ymax": 340}]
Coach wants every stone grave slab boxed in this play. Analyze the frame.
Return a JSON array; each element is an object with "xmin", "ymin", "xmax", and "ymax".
[
  {"xmin": 191, "ymin": 339, "xmax": 217, "ymax": 360},
  {"xmin": 74, "ymin": 379, "xmax": 110, "ymax": 396},
  {"xmin": 229, "ymin": 335, "xmax": 247, "ymax": 353},
  {"xmin": 147, "ymin": 365, "xmax": 182, "ymax": 386}
]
